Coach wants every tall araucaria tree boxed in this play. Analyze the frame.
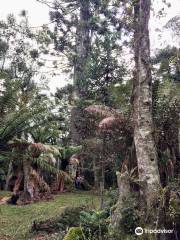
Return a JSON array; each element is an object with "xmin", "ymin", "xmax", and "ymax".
[
  {"xmin": 38, "ymin": 0, "xmax": 125, "ymax": 145},
  {"xmin": 70, "ymin": 0, "xmax": 91, "ymax": 144}
]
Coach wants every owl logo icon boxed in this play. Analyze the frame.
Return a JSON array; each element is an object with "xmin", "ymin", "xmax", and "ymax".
[{"xmin": 135, "ymin": 227, "xmax": 143, "ymax": 235}]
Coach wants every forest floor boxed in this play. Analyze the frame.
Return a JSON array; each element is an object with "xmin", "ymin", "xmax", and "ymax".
[{"xmin": 0, "ymin": 191, "xmax": 99, "ymax": 240}]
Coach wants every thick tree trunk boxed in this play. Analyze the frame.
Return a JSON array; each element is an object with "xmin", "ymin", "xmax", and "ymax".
[
  {"xmin": 13, "ymin": 171, "xmax": 23, "ymax": 194},
  {"xmin": 5, "ymin": 160, "xmax": 13, "ymax": 190},
  {"xmin": 111, "ymin": 170, "xmax": 130, "ymax": 227},
  {"xmin": 133, "ymin": 0, "xmax": 160, "ymax": 209},
  {"xmin": 74, "ymin": 0, "xmax": 90, "ymax": 98},
  {"xmin": 111, "ymin": 149, "xmax": 132, "ymax": 227},
  {"xmin": 70, "ymin": 107, "xmax": 84, "ymax": 145},
  {"xmin": 22, "ymin": 158, "xmax": 32, "ymax": 200}
]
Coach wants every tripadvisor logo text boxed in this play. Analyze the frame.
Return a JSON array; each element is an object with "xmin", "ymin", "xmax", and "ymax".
[{"xmin": 135, "ymin": 227, "xmax": 173, "ymax": 235}]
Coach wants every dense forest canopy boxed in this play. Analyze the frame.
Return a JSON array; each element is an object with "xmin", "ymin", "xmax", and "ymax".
[{"xmin": 0, "ymin": 0, "xmax": 179, "ymax": 240}]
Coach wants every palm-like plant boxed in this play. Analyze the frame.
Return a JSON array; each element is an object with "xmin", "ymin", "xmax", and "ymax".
[{"xmin": 1, "ymin": 138, "xmax": 68, "ymax": 203}]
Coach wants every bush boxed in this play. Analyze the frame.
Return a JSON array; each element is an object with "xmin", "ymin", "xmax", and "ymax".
[
  {"xmin": 63, "ymin": 227, "xmax": 83, "ymax": 240},
  {"xmin": 57, "ymin": 206, "xmax": 86, "ymax": 230},
  {"xmin": 105, "ymin": 189, "xmax": 118, "ymax": 208},
  {"xmin": 80, "ymin": 209, "xmax": 109, "ymax": 239},
  {"xmin": 32, "ymin": 206, "xmax": 86, "ymax": 233},
  {"xmin": 76, "ymin": 189, "xmax": 119, "ymax": 240},
  {"xmin": 120, "ymin": 207, "xmax": 140, "ymax": 234},
  {"xmin": 120, "ymin": 194, "xmax": 140, "ymax": 234}
]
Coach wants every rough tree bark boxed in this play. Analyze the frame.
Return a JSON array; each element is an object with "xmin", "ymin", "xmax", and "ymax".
[
  {"xmin": 22, "ymin": 158, "xmax": 32, "ymax": 200},
  {"xmin": 5, "ymin": 160, "xmax": 13, "ymax": 190},
  {"xmin": 133, "ymin": 0, "xmax": 160, "ymax": 209},
  {"xmin": 111, "ymin": 170, "xmax": 130, "ymax": 226},
  {"xmin": 74, "ymin": 0, "xmax": 91, "ymax": 98}
]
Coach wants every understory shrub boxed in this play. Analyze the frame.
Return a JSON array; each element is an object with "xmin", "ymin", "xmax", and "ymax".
[
  {"xmin": 79, "ymin": 209, "xmax": 110, "ymax": 240},
  {"xmin": 63, "ymin": 227, "xmax": 83, "ymax": 240},
  {"xmin": 105, "ymin": 188, "xmax": 118, "ymax": 208},
  {"xmin": 120, "ymin": 206, "xmax": 140, "ymax": 234},
  {"xmin": 57, "ymin": 206, "xmax": 86, "ymax": 230},
  {"xmin": 32, "ymin": 206, "xmax": 86, "ymax": 233},
  {"xmin": 119, "ymin": 194, "xmax": 140, "ymax": 234}
]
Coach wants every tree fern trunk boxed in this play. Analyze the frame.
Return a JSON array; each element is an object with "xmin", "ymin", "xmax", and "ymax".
[
  {"xmin": 23, "ymin": 158, "xmax": 31, "ymax": 198},
  {"xmin": 13, "ymin": 170, "xmax": 23, "ymax": 194},
  {"xmin": 5, "ymin": 160, "xmax": 13, "ymax": 190}
]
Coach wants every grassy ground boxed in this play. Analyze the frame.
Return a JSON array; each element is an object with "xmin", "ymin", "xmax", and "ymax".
[{"xmin": 0, "ymin": 191, "xmax": 99, "ymax": 240}]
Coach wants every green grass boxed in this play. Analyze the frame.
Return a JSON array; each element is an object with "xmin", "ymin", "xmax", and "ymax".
[
  {"xmin": 0, "ymin": 191, "xmax": 11, "ymax": 198},
  {"xmin": 0, "ymin": 191, "xmax": 99, "ymax": 240}
]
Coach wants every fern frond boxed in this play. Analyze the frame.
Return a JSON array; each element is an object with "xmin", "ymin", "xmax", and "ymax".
[{"xmin": 32, "ymin": 156, "xmax": 71, "ymax": 181}]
